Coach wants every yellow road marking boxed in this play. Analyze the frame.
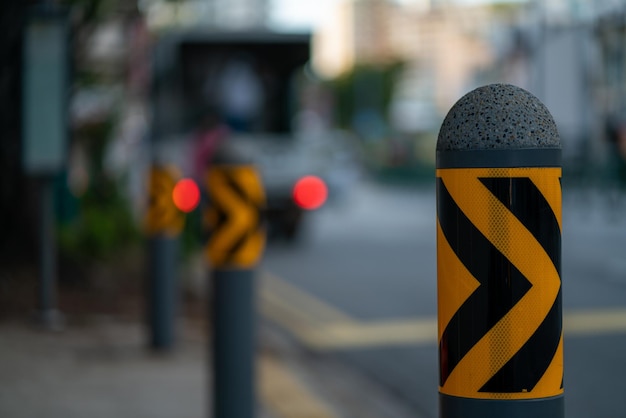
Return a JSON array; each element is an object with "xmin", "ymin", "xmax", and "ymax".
[
  {"xmin": 259, "ymin": 272, "xmax": 355, "ymax": 349},
  {"xmin": 260, "ymin": 272, "xmax": 354, "ymax": 325},
  {"xmin": 564, "ymin": 308, "xmax": 626, "ymax": 335},
  {"xmin": 260, "ymin": 355, "xmax": 338, "ymax": 418},
  {"xmin": 318, "ymin": 319, "xmax": 437, "ymax": 349},
  {"xmin": 260, "ymin": 271, "xmax": 626, "ymax": 350}
]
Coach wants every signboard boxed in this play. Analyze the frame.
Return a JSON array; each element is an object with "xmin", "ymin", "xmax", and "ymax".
[{"xmin": 22, "ymin": 9, "xmax": 69, "ymax": 174}]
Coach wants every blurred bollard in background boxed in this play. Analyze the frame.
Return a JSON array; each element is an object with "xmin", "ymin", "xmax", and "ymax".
[
  {"xmin": 144, "ymin": 165, "xmax": 186, "ymax": 350},
  {"xmin": 204, "ymin": 161, "xmax": 266, "ymax": 418}
]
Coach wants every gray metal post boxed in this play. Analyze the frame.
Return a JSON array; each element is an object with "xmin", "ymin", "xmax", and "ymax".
[
  {"xmin": 22, "ymin": 6, "xmax": 68, "ymax": 330},
  {"xmin": 37, "ymin": 176, "xmax": 63, "ymax": 329},
  {"xmin": 211, "ymin": 269, "xmax": 256, "ymax": 418},
  {"xmin": 436, "ymin": 84, "xmax": 564, "ymax": 417},
  {"xmin": 147, "ymin": 235, "xmax": 179, "ymax": 349}
]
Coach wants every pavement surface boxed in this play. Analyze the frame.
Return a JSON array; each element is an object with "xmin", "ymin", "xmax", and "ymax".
[
  {"xmin": 0, "ymin": 314, "xmax": 417, "ymax": 418},
  {"xmin": 4, "ymin": 180, "xmax": 623, "ymax": 418}
]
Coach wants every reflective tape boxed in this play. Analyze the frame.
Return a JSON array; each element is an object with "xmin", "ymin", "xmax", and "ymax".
[
  {"xmin": 204, "ymin": 165, "xmax": 266, "ymax": 268},
  {"xmin": 437, "ymin": 167, "xmax": 562, "ymax": 400},
  {"xmin": 145, "ymin": 165, "xmax": 184, "ymax": 237}
]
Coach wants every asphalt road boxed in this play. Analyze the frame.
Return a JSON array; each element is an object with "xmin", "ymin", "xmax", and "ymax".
[{"xmin": 260, "ymin": 179, "xmax": 626, "ymax": 418}]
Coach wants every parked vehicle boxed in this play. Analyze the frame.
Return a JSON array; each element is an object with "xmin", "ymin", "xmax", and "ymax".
[{"xmin": 151, "ymin": 29, "xmax": 357, "ymax": 240}]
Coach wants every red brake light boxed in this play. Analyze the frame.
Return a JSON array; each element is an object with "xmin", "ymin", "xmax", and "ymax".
[
  {"xmin": 172, "ymin": 178, "xmax": 200, "ymax": 213},
  {"xmin": 293, "ymin": 176, "xmax": 327, "ymax": 210}
]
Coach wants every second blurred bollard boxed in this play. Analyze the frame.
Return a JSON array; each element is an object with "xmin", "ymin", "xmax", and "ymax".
[
  {"xmin": 204, "ymin": 164, "xmax": 265, "ymax": 418},
  {"xmin": 145, "ymin": 165, "xmax": 184, "ymax": 350}
]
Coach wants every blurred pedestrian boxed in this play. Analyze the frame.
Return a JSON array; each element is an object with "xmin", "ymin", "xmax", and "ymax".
[
  {"xmin": 605, "ymin": 114, "xmax": 626, "ymax": 190},
  {"xmin": 217, "ymin": 58, "xmax": 264, "ymax": 132},
  {"xmin": 190, "ymin": 108, "xmax": 229, "ymax": 182}
]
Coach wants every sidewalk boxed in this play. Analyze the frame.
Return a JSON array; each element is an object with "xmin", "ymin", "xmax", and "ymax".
[{"xmin": 0, "ymin": 315, "xmax": 417, "ymax": 418}]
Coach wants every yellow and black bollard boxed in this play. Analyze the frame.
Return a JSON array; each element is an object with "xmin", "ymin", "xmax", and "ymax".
[
  {"xmin": 204, "ymin": 162, "xmax": 265, "ymax": 418},
  {"xmin": 436, "ymin": 84, "xmax": 563, "ymax": 417},
  {"xmin": 145, "ymin": 164, "xmax": 185, "ymax": 350}
]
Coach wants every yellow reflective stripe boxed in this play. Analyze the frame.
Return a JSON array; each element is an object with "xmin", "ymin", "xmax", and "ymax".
[
  {"xmin": 206, "ymin": 169, "xmax": 257, "ymax": 265},
  {"xmin": 145, "ymin": 166, "xmax": 183, "ymax": 236},
  {"xmin": 435, "ymin": 167, "xmax": 562, "ymax": 229},
  {"xmin": 233, "ymin": 230, "xmax": 266, "ymax": 268},
  {"xmin": 437, "ymin": 221, "xmax": 480, "ymax": 341},
  {"xmin": 205, "ymin": 166, "xmax": 265, "ymax": 267},
  {"xmin": 439, "ymin": 169, "xmax": 561, "ymax": 399},
  {"xmin": 231, "ymin": 166, "xmax": 266, "ymax": 206},
  {"xmin": 528, "ymin": 168, "xmax": 562, "ymax": 231}
]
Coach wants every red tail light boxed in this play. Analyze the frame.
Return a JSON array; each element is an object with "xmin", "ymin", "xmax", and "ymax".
[
  {"xmin": 293, "ymin": 176, "xmax": 328, "ymax": 210},
  {"xmin": 172, "ymin": 178, "xmax": 200, "ymax": 213}
]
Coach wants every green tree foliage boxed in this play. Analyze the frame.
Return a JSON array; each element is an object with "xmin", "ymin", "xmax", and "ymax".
[
  {"xmin": 56, "ymin": 0, "xmax": 142, "ymax": 262},
  {"xmin": 58, "ymin": 114, "xmax": 140, "ymax": 262},
  {"xmin": 328, "ymin": 61, "xmax": 404, "ymax": 131}
]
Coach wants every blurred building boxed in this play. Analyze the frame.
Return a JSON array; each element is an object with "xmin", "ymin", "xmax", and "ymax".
[
  {"xmin": 389, "ymin": 3, "xmax": 495, "ymax": 131},
  {"xmin": 144, "ymin": 0, "xmax": 268, "ymax": 30},
  {"xmin": 311, "ymin": 0, "xmax": 626, "ymax": 175},
  {"xmin": 594, "ymin": 4, "xmax": 626, "ymax": 182},
  {"xmin": 315, "ymin": 0, "xmax": 496, "ymax": 133},
  {"xmin": 493, "ymin": 19, "xmax": 598, "ymax": 161},
  {"xmin": 353, "ymin": 0, "xmax": 396, "ymax": 65},
  {"xmin": 490, "ymin": 0, "xmax": 626, "ymax": 167},
  {"xmin": 208, "ymin": 0, "xmax": 269, "ymax": 28},
  {"xmin": 595, "ymin": 6, "xmax": 626, "ymax": 123}
]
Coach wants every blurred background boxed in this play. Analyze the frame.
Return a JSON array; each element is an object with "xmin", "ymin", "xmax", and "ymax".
[{"xmin": 1, "ymin": 0, "xmax": 626, "ymax": 417}]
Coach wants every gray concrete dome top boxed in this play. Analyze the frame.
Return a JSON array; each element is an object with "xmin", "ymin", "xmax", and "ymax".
[{"xmin": 437, "ymin": 83, "xmax": 560, "ymax": 151}]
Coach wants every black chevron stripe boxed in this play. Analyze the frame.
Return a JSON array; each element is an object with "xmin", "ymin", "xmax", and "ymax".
[
  {"xmin": 480, "ymin": 177, "xmax": 561, "ymax": 272},
  {"xmin": 480, "ymin": 287, "xmax": 562, "ymax": 392},
  {"xmin": 221, "ymin": 170, "xmax": 262, "ymax": 264},
  {"xmin": 477, "ymin": 177, "xmax": 562, "ymax": 392},
  {"xmin": 224, "ymin": 227, "xmax": 256, "ymax": 265},
  {"xmin": 216, "ymin": 209, "xmax": 228, "ymax": 229},
  {"xmin": 437, "ymin": 177, "xmax": 532, "ymax": 387},
  {"xmin": 224, "ymin": 170, "xmax": 262, "ymax": 210}
]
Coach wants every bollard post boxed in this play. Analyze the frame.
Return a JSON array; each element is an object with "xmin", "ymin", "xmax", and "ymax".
[
  {"xmin": 37, "ymin": 176, "xmax": 64, "ymax": 329},
  {"xmin": 204, "ymin": 163, "xmax": 265, "ymax": 418},
  {"xmin": 22, "ymin": 5, "xmax": 69, "ymax": 330},
  {"xmin": 145, "ymin": 165, "xmax": 184, "ymax": 350},
  {"xmin": 436, "ymin": 84, "xmax": 564, "ymax": 417}
]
